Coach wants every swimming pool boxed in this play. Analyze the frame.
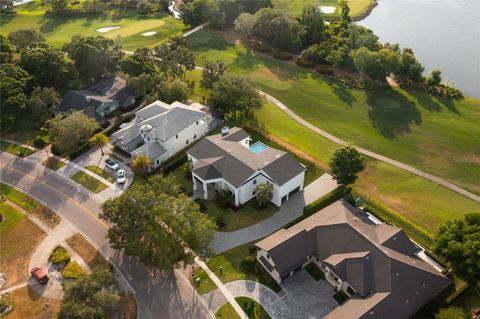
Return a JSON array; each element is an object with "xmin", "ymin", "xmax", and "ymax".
[{"xmin": 250, "ymin": 141, "xmax": 268, "ymax": 154}]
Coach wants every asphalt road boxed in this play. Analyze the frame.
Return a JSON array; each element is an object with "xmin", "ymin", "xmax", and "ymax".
[{"xmin": 0, "ymin": 152, "xmax": 213, "ymax": 319}]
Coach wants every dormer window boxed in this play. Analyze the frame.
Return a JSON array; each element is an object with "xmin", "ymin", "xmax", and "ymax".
[{"xmin": 176, "ymin": 134, "xmax": 178, "ymax": 139}]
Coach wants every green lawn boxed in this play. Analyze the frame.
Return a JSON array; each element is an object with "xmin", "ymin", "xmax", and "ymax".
[
  {"xmin": 192, "ymin": 241, "xmax": 281, "ymax": 294},
  {"xmin": 199, "ymin": 199, "xmax": 278, "ymax": 232},
  {"xmin": 0, "ymin": 1, "xmax": 186, "ymax": 50},
  {"xmin": 0, "ymin": 120, "xmax": 50, "ymax": 145},
  {"xmin": 451, "ymin": 283, "xmax": 480, "ymax": 315},
  {"xmin": 0, "ymin": 141, "xmax": 36, "ymax": 157},
  {"xmin": 186, "ymin": 30, "xmax": 480, "ymax": 196},
  {"xmin": 236, "ymin": 296, "xmax": 272, "ymax": 319},
  {"xmin": 272, "ymin": 0, "xmax": 375, "ymax": 18},
  {"xmin": 0, "ymin": 183, "xmax": 37, "ymax": 211},
  {"xmin": 42, "ymin": 157, "xmax": 66, "ymax": 171},
  {"xmin": 70, "ymin": 171, "xmax": 108, "ymax": 193},
  {"xmin": 85, "ymin": 165, "xmax": 114, "ymax": 183},
  {"xmin": 216, "ymin": 302, "xmax": 240, "ymax": 319},
  {"xmin": 169, "ymin": 169, "xmax": 194, "ymax": 195},
  {"xmin": 0, "ymin": 202, "xmax": 24, "ymax": 232}
]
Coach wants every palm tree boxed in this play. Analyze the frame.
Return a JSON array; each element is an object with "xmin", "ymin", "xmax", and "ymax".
[
  {"xmin": 131, "ymin": 155, "xmax": 152, "ymax": 177},
  {"xmin": 255, "ymin": 183, "xmax": 273, "ymax": 209},
  {"xmin": 89, "ymin": 132, "xmax": 108, "ymax": 156}
]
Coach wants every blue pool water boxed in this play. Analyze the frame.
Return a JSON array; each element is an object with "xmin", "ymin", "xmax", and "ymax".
[{"xmin": 250, "ymin": 142, "xmax": 268, "ymax": 154}]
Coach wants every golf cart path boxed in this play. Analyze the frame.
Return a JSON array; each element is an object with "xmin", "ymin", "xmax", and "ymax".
[{"xmin": 260, "ymin": 92, "xmax": 480, "ymax": 204}]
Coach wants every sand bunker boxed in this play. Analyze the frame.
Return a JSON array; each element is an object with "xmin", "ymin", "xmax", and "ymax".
[
  {"xmin": 320, "ymin": 6, "xmax": 336, "ymax": 14},
  {"xmin": 142, "ymin": 31, "xmax": 157, "ymax": 36},
  {"xmin": 96, "ymin": 26, "xmax": 120, "ymax": 33}
]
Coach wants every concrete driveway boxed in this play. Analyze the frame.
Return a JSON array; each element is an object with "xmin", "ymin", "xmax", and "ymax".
[{"xmin": 211, "ymin": 174, "xmax": 337, "ymax": 254}]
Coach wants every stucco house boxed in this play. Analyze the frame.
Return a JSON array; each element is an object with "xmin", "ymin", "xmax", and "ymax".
[
  {"xmin": 255, "ymin": 200, "xmax": 451, "ymax": 319},
  {"xmin": 186, "ymin": 127, "xmax": 306, "ymax": 207},
  {"xmin": 58, "ymin": 76, "xmax": 135, "ymax": 123},
  {"xmin": 111, "ymin": 100, "xmax": 212, "ymax": 170}
]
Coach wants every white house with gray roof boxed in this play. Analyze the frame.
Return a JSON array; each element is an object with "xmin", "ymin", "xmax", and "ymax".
[
  {"xmin": 111, "ymin": 100, "xmax": 211, "ymax": 169},
  {"xmin": 255, "ymin": 200, "xmax": 450, "ymax": 319},
  {"xmin": 186, "ymin": 127, "xmax": 306, "ymax": 207}
]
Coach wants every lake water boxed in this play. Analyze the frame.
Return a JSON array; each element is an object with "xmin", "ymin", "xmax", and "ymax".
[{"xmin": 358, "ymin": 0, "xmax": 480, "ymax": 98}]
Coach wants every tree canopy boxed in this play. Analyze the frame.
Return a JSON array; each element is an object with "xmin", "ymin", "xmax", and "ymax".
[
  {"xmin": 208, "ymin": 74, "xmax": 263, "ymax": 120},
  {"xmin": 20, "ymin": 45, "xmax": 78, "ymax": 91},
  {"xmin": 300, "ymin": 5, "xmax": 324, "ymax": 47},
  {"xmin": 435, "ymin": 307, "xmax": 467, "ymax": 319},
  {"xmin": 434, "ymin": 212, "xmax": 480, "ymax": 284},
  {"xmin": 120, "ymin": 48, "xmax": 156, "ymax": 77},
  {"xmin": 65, "ymin": 35, "xmax": 124, "ymax": 84},
  {"xmin": 200, "ymin": 60, "xmax": 226, "ymax": 90},
  {"xmin": 154, "ymin": 37, "xmax": 195, "ymax": 80},
  {"xmin": 329, "ymin": 144, "xmax": 366, "ymax": 186},
  {"xmin": 59, "ymin": 269, "xmax": 118, "ymax": 319},
  {"xmin": 0, "ymin": 63, "xmax": 30, "ymax": 130},
  {"xmin": 7, "ymin": 29, "xmax": 45, "ymax": 50},
  {"xmin": 100, "ymin": 175, "xmax": 217, "ymax": 269},
  {"xmin": 255, "ymin": 183, "xmax": 273, "ymax": 208},
  {"xmin": 48, "ymin": 111, "xmax": 99, "ymax": 153},
  {"xmin": 0, "ymin": 35, "xmax": 14, "ymax": 63},
  {"xmin": 28, "ymin": 87, "xmax": 61, "ymax": 126}
]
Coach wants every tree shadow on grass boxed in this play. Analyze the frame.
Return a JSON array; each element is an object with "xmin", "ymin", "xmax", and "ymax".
[
  {"xmin": 367, "ymin": 88, "xmax": 422, "ymax": 139},
  {"xmin": 39, "ymin": 15, "xmax": 70, "ymax": 34},
  {"xmin": 323, "ymin": 78, "xmax": 357, "ymax": 107}
]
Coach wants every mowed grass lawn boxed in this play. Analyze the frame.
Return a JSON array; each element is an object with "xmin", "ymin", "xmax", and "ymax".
[
  {"xmin": 0, "ymin": 1, "xmax": 186, "ymax": 50},
  {"xmin": 186, "ymin": 30, "xmax": 480, "ymax": 196},
  {"xmin": 0, "ymin": 202, "xmax": 46, "ymax": 287},
  {"xmin": 70, "ymin": 171, "xmax": 108, "ymax": 193},
  {"xmin": 254, "ymin": 102, "xmax": 480, "ymax": 236},
  {"xmin": 272, "ymin": 0, "xmax": 375, "ymax": 18}
]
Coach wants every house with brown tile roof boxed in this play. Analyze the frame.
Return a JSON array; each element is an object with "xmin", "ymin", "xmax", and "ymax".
[{"xmin": 255, "ymin": 200, "xmax": 451, "ymax": 319}]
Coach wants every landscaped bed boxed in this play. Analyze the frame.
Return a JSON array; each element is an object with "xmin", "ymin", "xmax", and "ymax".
[
  {"xmin": 304, "ymin": 262, "xmax": 325, "ymax": 281},
  {"xmin": 67, "ymin": 233, "xmax": 110, "ymax": 270},
  {"xmin": 236, "ymin": 296, "xmax": 271, "ymax": 319},
  {"xmin": 70, "ymin": 171, "xmax": 108, "ymax": 193},
  {"xmin": 0, "ymin": 141, "xmax": 35, "ymax": 157},
  {"xmin": 191, "ymin": 241, "xmax": 281, "ymax": 295}
]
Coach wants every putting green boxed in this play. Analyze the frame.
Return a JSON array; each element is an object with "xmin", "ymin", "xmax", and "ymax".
[{"xmin": 103, "ymin": 20, "xmax": 166, "ymax": 38}]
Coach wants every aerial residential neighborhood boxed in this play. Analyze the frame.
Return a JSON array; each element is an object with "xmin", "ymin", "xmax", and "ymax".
[{"xmin": 0, "ymin": 0, "xmax": 479, "ymax": 319}]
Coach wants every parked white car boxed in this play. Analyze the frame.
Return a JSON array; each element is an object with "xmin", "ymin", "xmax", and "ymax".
[
  {"xmin": 117, "ymin": 169, "xmax": 126, "ymax": 184},
  {"xmin": 105, "ymin": 158, "xmax": 120, "ymax": 171}
]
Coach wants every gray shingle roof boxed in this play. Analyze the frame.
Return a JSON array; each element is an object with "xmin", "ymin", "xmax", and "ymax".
[
  {"xmin": 131, "ymin": 142, "xmax": 166, "ymax": 160},
  {"xmin": 256, "ymin": 200, "xmax": 450, "ymax": 319},
  {"xmin": 142, "ymin": 106, "xmax": 206, "ymax": 142},
  {"xmin": 188, "ymin": 128, "xmax": 305, "ymax": 187}
]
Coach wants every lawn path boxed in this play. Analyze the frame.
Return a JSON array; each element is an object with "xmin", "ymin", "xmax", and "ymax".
[{"xmin": 260, "ymin": 92, "xmax": 480, "ymax": 204}]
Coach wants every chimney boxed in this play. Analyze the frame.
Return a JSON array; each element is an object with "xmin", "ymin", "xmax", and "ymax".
[{"xmin": 221, "ymin": 126, "xmax": 230, "ymax": 136}]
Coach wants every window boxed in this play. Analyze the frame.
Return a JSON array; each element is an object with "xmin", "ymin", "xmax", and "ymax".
[
  {"xmin": 347, "ymin": 286, "xmax": 355, "ymax": 295},
  {"xmin": 194, "ymin": 134, "xmax": 197, "ymax": 139},
  {"xmin": 176, "ymin": 134, "xmax": 178, "ymax": 139},
  {"xmin": 186, "ymin": 139, "xmax": 189, "ymax": 145},
  {"xmin": 156, "ymin": 159, "xmax": 160, "ymax": 165},
  {"xmin": 196, "ymin": 120, "xmax": 199, "ymax": 125},
  {"xmin": 253, "ymin": 179, "xmax": 257, "ymax": 185}
]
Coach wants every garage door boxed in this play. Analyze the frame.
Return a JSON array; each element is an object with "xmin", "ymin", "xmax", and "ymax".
[{"xmin": 288, "ymin": 186, "xmax": 300, "ymax": 197}]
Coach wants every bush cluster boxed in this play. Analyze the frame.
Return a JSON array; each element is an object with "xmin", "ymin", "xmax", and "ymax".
[
  {"xmin": 296, "ymin": 58, "xmax": 315, "ymax": 69},
  {"xmin": 62, "ymin": 261, "xmax": 86, "ymax": 279},
  {"xmin": 241, "ymin": 256, "xmax": 258, "ymax": 274},
  {"xmin": 50, "ymin": 245, "xmax": 71, "ymax": 265},
  {"xmin": 272, "ymin": 50, "xmax": 293, "ymax": 61},
  {"xmin": 32, "ymin": 138, "xmax": 46, "ymax": 149}
]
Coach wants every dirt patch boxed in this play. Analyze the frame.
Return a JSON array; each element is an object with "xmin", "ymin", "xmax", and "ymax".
[
  {"xmin": 30, "ymin": 205, "xmax": 60, "ymax": 228},
  {"xmin": 0, "ymin": 218, "xmax": 46, "ymax": 287},
  {"xmin": 66, "ymin": 233, "xmax": 109, "ymax": 270},
  {"xmin": 219, "ymin": 28, "xmax": 244, "ymax": 44},
  {"xmin": 3, "ymin": 286, "xmax": 61, "ymax": 319},
  {"xmin": 456, "ymin": 153, "xmax": 480, "ymax": 164}
]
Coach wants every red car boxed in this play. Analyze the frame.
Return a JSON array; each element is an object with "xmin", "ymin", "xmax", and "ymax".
[{"xmin": 30, "ymin": 267, "xmax": 49, "ymax": 284}]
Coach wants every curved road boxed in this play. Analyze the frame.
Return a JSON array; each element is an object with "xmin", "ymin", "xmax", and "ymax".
[
  {"xmin": 0, "ymin": 152, "xmax": 213, "ymax": 319},
  {"xmin": 261, "ymin": 92, "xmax": 480, "ymax": 204}
]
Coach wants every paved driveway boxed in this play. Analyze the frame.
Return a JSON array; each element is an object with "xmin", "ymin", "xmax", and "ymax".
[
  {"xmin": 211, "ymin": 174, "xmax": 337, "ymax": 254},
  {"xmin": 203, "ymin": 270, "xmax": 338, "ymax": 319}
]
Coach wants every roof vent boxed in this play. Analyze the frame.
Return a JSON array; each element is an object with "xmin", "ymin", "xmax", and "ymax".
[
  {"xmin": 276, "ymin": 154, "xmax": 280, "ymax": 158},
  {"xmin": 353, "ymin": 217, "xmax": 358, "ymax": 222},
  {"xmin": 221, "ymin": 126, "xmax": 229, "ymax": 136}
]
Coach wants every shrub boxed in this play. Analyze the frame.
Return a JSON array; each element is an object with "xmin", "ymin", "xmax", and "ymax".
[
  {"xmin": 163, "ymin": 153, "xmax": 188, "ymax": 174},
  {"xmin": 315, "ymin": 64, "xmax": 334, "ymax": 75},
  {"xmin": 296, "ymin": 58, "xmax": 315, "ymax": 68},
  {"xmin": 250, "ymin": 41, "xmax": 271, "ymax": 53},
  {"xmin": 68, "ymin": 143, "xmax": 91, "ymax": 160},
  {"xmin": 241, "ymin": 256, "xmax": 258, "ymax": 273},
  {"xmin": 272, "ymin": 50, "xmax": 293, "ymax": 61},
  {"xmin": 51, "ymin": 144, "xmax": 62, "ymax": 155},
  {"xmin": 0, "ymin": 296, "xmax": 13, "ymax": 316},
  {"xmin": 216, "ymin": 190, "xmax": 231, "ymax": 209},
  {"xmin": 32, "ymin": 138, "xmax": 46, "ymax": 148},
  {"xmin": 248, "ymin": 245, "xmax": 257, "ymax": 254},
  {"xmin": 62, "ymin": 261, "xmax": 86, "ymax": 279},
  {"xmin": 50, "ymin": 245, "xmax": 71, "ymax": 265}
]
